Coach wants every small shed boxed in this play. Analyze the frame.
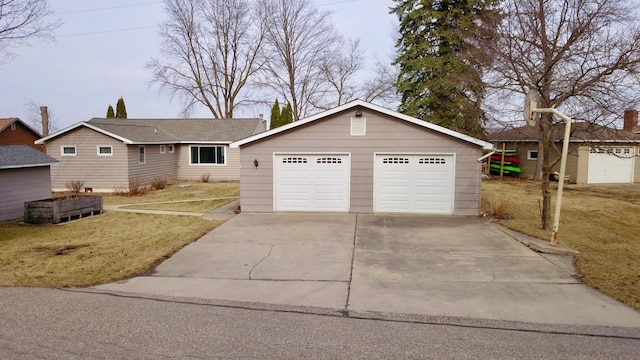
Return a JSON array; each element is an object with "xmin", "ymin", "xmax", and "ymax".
[
  {"xmin": 231, "ymin": 100, "xmax": 494, "ymax": 215},
  {"xmin": 0, "ymin": 145, "xmax": 58, "ymax": 221}
]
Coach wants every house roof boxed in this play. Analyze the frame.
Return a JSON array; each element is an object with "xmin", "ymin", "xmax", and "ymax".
[
  {"xmin": 35, "ymin": 118, "xmax": 265, "ymax": 145},
  {"xmin": 0, "ymin": 145, "xmax": 59, "ymax": 170},
  {"xmin": 230, "ymin": 100, "xmax": 494, "ymax": 150},
  {"xmin": 0, "ymin": 117, "xmax": 42, "ymax": 137},
  {"xmin": 489, "ymin": 122, "xmax": 640, "ymax": 143}
]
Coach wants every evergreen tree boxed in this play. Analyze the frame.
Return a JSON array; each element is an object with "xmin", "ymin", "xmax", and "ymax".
[
  {"xmin": 391, "ymin": 0, "xmax": 498, "ymax": 138},
  {"xmin": 115, "ymin": 97, "xmax": 127, "ymax": 118},
  {"xmin": 270, "ymin": 99, "xmax": 281, "ymax": 129},
  {"xmin": 106, "ymin": 105, "xmax": 115, "ymax": 118},
  {"xmin": 280, "ymin": 102, "xmax": 293, "ymax": 126}
]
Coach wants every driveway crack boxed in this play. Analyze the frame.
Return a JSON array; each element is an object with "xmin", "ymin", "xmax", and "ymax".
[
  {"xmin": 249, "ymin": 244, "xmax": 274, "ymax": 280},
  {"xmin": 343, "ymin": 213, "xmax": 358, "ymax": 315}
]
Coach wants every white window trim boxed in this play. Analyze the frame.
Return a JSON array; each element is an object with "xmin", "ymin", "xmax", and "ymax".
[
  {"xmin": 97, "ymin": 145, "xmax": 113, "ymax": 156},
  {"xmin": 139, "ymin": 145, "xmax": 146, "ymax": 164},
  {"xmin": 168, "ymin": 144, "xmax": 175, "ymax": 153},
  {"xmin": 527, "ymin": 150, "xmax": 538, "ymax": 160},
  {"xmin": 160, "ymin": 145, "xmax": 166, "ymax": 154},
  {"xmin": 61, "ymin": 146, "xmax": 76, "ymax": 157},
  {"xmin": 189, "ymin": 145, "xmax": 227, "ymax": 166}
]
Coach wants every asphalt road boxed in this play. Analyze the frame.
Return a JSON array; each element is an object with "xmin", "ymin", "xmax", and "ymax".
[{"xmin": 1, "ymin": 288, "xmax": 639, "ymax": 359}]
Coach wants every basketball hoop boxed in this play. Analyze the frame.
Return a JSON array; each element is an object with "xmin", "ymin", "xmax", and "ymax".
[{"xmin": 524, "ymin": 90, "xmax": 541, "ymax": 126}]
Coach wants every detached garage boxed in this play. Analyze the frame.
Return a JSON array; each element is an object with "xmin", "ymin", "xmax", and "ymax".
[{"xmin": 231, "ymin": 100, "xmax": 494, "ymax": 215}]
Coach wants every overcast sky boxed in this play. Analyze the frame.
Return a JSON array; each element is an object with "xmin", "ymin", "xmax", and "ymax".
[{"xmin": 1, "ymin": 0, "xmax": 398, "ymax": 132}]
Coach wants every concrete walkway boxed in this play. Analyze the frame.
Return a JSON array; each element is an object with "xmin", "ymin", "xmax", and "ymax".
[
  {"xmin": 104, "ymin": 198, "xmax": 239, "ymax": 221},
  {"xmin": 95, "ymin": 213, "xmax": 640, "ymax": 328}
]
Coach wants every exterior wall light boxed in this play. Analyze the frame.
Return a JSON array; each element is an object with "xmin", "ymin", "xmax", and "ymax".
[
  {"xmin": 253, "ymin": 159, "xmax": 259, "ymax": 168},
  {"xmin": 355, "ymin": 110, "xmax": 363, "ymax": 117}
]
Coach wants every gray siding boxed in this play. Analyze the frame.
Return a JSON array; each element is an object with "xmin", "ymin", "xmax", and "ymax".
[
  {"xmin": 239, "ymin": 109, "xmax": 484, "ymax": 215},
  {"xmin": 176, "ymin": 145, "xmax": 240, "ymax": 181},
  {"xmin": 0, "ymin": 167, "xmax": 52, "ymax": 221},
  {"xmin": 46, "ymin": 127, "xmax": 128, "ymax": 191},
  {"xmin": 127, "ymin": 144, "xmax": 178, "ymax": 187}
]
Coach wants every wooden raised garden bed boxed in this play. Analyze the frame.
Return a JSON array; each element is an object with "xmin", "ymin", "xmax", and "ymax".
[{"xmin": 24, "ymin": 195, "xmax": 103, "ymax": 224}]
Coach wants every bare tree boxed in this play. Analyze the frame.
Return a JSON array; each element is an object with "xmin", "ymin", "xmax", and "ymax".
[
  {"xmin": 314, "ymin": 38, "xmax": 364, "ymax": 109},
  {"xmin": 0, "ymin": 0, "xmax": 61, "ymax": 63},
  {"xmin": 257, "ymin": 0, "xmax": 339, "ymax": 120},
  {"xmin": 485, "ymin": 0, "xmax": 640, "ymax": 229},
  {"xmin": 148, "ymin": 0, "xmax": 265, "ymax": 118},
  {"xmin": 24, "ymin": 100, "xmax": 57, "ymax": 135},
  {"xmin": 360, "ymin": 55, "xmax": 400, "ymax": 107}
]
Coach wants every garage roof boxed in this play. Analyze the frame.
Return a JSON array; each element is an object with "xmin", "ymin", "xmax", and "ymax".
[
  {"xmin": 0, "ymin": 145, "xmax": 59, "ymax": 170},
  {"xmin": 231, "ymin": 100, "xmax": 494, "ymax": 150}
]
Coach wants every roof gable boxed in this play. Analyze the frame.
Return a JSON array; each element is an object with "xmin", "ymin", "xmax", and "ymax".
[
  {"xmin": 0, "ymin": 145, "xmax": 58, "ymax": 169},
  {"xmin": 36, "ymin": 118, "xmax": 266, "ymax": 145},
  {"xmin": 231, "ymin": 100, "xmax": 494, "ymax": 150},
  {"xmin": 0, "ymin": 118, "xmax": 42, "ymax": 137}
]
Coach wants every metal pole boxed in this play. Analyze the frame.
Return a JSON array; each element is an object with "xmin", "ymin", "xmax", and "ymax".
[{"xmin": 534, "ymin": 108, "xmax": 572, "ymax": 245}]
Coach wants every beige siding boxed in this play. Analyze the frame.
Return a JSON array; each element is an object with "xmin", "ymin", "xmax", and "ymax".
[
  {"xmin": 46, "ymin": 127, "xmax": 128, "ymax": 191},
  {"xmin": 0, "ymin": 167, "xmax": 52, "ymax": 221},
  {"xmin": 494, "ymin": 142, "xmax": 580, "ymax": 182},
  {"xmin": 635, "ymin": 146, "xmax": 640, "ymax": 183},
  {"xmin": 127, "ymin": 145, "xmax": 178, "ymax": 187},
  {"xmin": 176, "ymin": 145, "xmax": 240, "ymax": 181},
  {"xmin": 239, "ymin": 109, "xmax": 484, "ymax": 214}
]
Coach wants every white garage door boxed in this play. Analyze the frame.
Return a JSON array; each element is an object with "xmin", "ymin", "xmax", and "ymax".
[
  {"xmin": 374, "ymin": 154, "xmax": 455, "ymax": 214},
  {"xmin": 587, "ymin": 147, "xmax": 634, "ymax": 184},
  {"xmin": 274, "ymin": 154, "xmax": 350, "ymax": 211}
]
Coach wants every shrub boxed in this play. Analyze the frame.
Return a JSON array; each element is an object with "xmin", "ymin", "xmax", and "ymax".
[
  {"xmin": 66, "ymin": 180, "xmax": 85, "ymax": 194},
  {"xmin": 150, "ymin": 177, "xmax": 168, "ymax": 190},
  {"xmin": 200, "ymin": 173, "xmax": 211, "ymax": 183},
  {"xmin": 128, "ymin": 177, "xmax": 147, "ymax": 196},
  {"xmin": 481, "ymin": 195, "xmax": 511, "ymax": 220}
]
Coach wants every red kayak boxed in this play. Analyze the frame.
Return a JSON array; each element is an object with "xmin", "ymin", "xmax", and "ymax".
[{"xmin": 490, "ymin": 155, "xmax": 520, "ymax": 164}]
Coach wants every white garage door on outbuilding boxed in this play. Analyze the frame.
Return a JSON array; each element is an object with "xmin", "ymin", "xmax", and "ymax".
[
  {"xmin": 587, "ymin": 147, "xmax": 634, "ymax": 184},
  {"xmin": 374, "ymin": 154, "xmax": 455, "ymax": 214},
  {"xmin": 274, "ymin": 153, "xmax": 350, "ymax": 211}
]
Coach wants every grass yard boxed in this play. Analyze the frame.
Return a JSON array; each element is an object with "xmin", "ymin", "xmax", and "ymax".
[
  {"xmin": 104, "ymin": 181, "xmax": 240, "ymax": 212},
  {"xmin": 0, "ymin": 181, "xmax": 240, "ymax": 287},
  {"xmin": 482, "ymin": 178, "xmax": 640, "ymax": 310}
]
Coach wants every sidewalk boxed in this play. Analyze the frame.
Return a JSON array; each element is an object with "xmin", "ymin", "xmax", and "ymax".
[{"xmin": 103, "ymin": 198, "xmax": 239, "ymax": 221}]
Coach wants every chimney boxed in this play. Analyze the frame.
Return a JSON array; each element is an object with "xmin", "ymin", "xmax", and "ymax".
[
  {"xmin": 623, "ymin": 109, "xmax": 638, "ymax": 133},
  {"xmin": 40, "ymin": 106, "xmax": 49, "ymax": 137}
]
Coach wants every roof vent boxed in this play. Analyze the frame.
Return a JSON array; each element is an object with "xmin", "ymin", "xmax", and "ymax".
[{"xmin": 154, "ymin": 128, "xmax": 158, "ymax": 134}]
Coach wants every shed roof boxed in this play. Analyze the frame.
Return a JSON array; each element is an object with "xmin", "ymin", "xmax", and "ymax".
[
  {"xmin": 489, "ymin": 122, "xmax": 640, "ymax": 143},
  {"xmin": 36, "ymin": 118, "xmax": 266, "ymax": 145},
  {"xmin": 0, "ymin": 145, "xmax": 59, "ymax": 169},
  {"xmin": 231, "ymin": 100, "xmax": 494, "ymax": 150}
]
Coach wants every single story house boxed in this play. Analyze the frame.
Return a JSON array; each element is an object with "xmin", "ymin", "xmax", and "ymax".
[
  {"xmin": 35, "ymin": 118, "xmax": 265, "ymax": 192},
  {"xmin": 231, "ymin": 100, "xmax": 494, "ymax": 215},
  {"xmin": 0, "ymin": 118, "xmax": 44, "ymax": 152},
  {"xmin": 0, "ymin": 145, "xmax": 58, "ymax": 221},
  {"xmin": 489, "ymin": 110, "xmax": 640, "ymax": 184}
]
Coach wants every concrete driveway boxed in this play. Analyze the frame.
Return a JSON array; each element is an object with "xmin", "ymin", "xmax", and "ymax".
[{"xmin": 95, "ymin": 213, "xmax": 640, "ymax": 327}]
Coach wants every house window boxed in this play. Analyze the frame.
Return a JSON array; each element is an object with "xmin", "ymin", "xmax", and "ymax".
[
  {"xmin": 10, "ymin": 123, "xmax": 16, "ymax": 130},
  {"xmin": 139, "ymin": 145, "xmax": 146, "ymax": 164},
  {"xmin": 97, "ymin": 146, "xmax": 112, "ymax": 156},
  {"xmin": 351, "ymin": 117, "xmax": 366, "ymax": 136},
  {"xmin": 527, "ymin": 150, "xmax": 538, "ymax": 160},
  {"xmin": 190, "ymin": 146, "xmax": 225, "ymax": 165},
  {"xmin": 61, "ymin": 146, "xmax": 76, "ymax": 156},
  {"xmin": 168, "ymin": 145, "xmax": 174, "ymax": 153},
  {"xmin": 160, "ymin": 145, "xmax": 166, "ymax": 154}
]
